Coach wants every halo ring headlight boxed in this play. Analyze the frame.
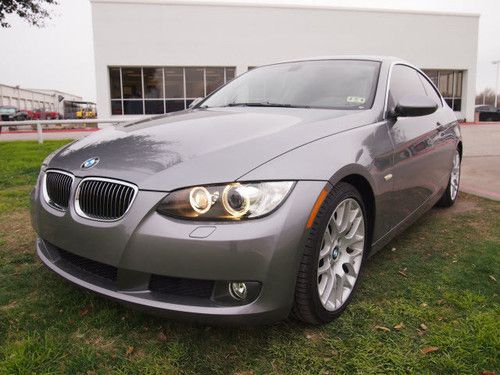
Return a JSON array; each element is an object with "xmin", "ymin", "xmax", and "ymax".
[
  {"xmin": 222, "ymin": 183, "xmax": 250, "ymax": 218},
  {"xmin": 189, "ymin": 186, "xmax": 212, "ymax": 214}
]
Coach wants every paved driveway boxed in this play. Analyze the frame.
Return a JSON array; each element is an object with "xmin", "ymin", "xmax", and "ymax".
[{"xmin": 460, "ymin": 125, "xmax": 500, "ymax": 201}]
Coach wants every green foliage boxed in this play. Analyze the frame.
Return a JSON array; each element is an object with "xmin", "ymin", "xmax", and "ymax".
[{"xmin": 0, "ymin": 141, "xmax": 498, "ymax": 374}]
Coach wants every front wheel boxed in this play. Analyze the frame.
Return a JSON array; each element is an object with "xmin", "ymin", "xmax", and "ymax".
[
  {"xmin": 436, "ymin": 149, "xmax": 461, "ymax": 208},
  {"xmin": 293, "ymin": 182, "xmax": 368, "ymax": 324}
]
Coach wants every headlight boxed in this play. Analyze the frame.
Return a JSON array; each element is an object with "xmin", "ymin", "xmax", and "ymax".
[{"xmin": 157, "ymin": 181, "xmax": 295, "ymax": 220}]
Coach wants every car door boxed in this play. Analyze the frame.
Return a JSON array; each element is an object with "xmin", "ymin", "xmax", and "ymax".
[{"xmin": 386, "ymin": 64, "xmax": 447, "ymax": 223}]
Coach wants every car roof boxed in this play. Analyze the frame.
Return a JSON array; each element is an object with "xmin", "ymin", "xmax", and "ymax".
[{"xmin": 258, "ymin": 55, "xmax": 414, "ymax": 70}]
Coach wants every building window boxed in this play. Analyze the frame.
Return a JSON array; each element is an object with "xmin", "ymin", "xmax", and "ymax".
[
  {"xmin": 109, "ymin": 66, "xmax": 236, "ymax": 115},
  {"xmin": 421, "ymin": 69, "xmax": 463, "ymax": 111}
]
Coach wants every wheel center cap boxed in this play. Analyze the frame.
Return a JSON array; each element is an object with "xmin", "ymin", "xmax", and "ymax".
[{"xmin": 331, "ymin": 246, "xmax": 340, "ymax": 261}]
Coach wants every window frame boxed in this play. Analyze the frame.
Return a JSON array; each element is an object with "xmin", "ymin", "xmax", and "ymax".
[
  {"xmin": 384, "ymin": 62, "xmax": 445, "ymax": 119},
  {"xmin": 108, "ymin": 66, "xmax": 236, "ymax": 116}
]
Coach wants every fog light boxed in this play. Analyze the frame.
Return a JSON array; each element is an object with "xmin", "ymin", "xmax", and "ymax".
[{"xmin": 229, "ymin": 282, "xmax": 248, "ymax": 300}]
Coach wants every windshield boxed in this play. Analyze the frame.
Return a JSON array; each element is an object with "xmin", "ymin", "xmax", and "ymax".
[
  {"xmin": 201, "ymin": 60, "xmax": 381, "ymax": 110},
  {"xmin": 0, "ymin": 108, "xmax": 16, "ymax": 114}
]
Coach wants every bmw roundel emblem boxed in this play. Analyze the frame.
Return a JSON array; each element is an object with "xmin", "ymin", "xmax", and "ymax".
[{"xmin": 81, "ymin": 157, "xmax": 100, "ymax": 169}]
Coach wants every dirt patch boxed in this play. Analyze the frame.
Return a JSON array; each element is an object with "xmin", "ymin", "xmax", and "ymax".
[{"xmin": 431, "ymin": 194, "xmax": 482, "ymax": 217}]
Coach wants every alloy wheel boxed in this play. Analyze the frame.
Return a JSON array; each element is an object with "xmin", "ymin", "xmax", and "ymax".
[
  {"xmin": 450, "ymin": 151, "xmax": 460, "ymax": 200},
  {"xmin": 317, "ymin": 198, "xmax": 365, "ymax": 311}
]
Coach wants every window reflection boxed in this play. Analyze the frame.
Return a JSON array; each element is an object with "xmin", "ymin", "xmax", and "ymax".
[
  {"xmin": 185, "ymin": 67, "xmax": 205, "ymax": 98},
  {"xmin": 111, "ymin": 100, "xmax": 122, "ymax": 115},
  {"xmin": 166, "ymin": 100, "xmax": 185, "ymax": 113},
  {"xmin": 205, "ymin": 67, "xmax": 225, "ymax": 94},
  {"xmin": 109, "ymin": 66, "xmax": 236, "ymax": 115},
  {"xmin": 165, "ymin": 67, "xmax": 184, "ymax": 98},
  {"xmin": 144, "ymin": 68, "xmax": 163, "ymax": 99},
  {"xmin": 422, "ymin": 69, "xmax": 464, "ymax": 112},
  {"xmin": 109, "ymin": 68, "xmax": 121, "ymax": 99},
  {"xmin": 122, "ymin": 68, "xmax": 142, "ymax": 99},
  {"xmin": 123, "ymin": 100, "xmax": 143, "ymax": 115},
  {"xmin": 145, "ymin": 100, "xmax": 164, "ymax": 114}
]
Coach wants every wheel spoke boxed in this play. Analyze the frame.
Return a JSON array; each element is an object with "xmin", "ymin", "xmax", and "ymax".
[
  {"xmin": 320, "ymin": 268, "xmax": 335, "ymax": 304},
  {"xmin": 317, "ymin": 197, "xmax": 365, "ymax": 312},
  {"xmin": 318, "ymin": 260, "xmax": 330, "ymax": 275}
]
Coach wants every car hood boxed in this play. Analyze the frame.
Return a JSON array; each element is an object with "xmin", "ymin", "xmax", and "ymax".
[{"xmin": 48, "ymin": 107, "xmax": 377, "ymax": 191}]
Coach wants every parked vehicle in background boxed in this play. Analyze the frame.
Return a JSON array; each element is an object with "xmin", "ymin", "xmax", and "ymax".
[
  {"xmin": 13, "ymin": 109, "xmax": 37, "ymax": 121},
  {"xmin": 76, "ymin": 107, "xmax": 97, "ymax": 119},
  {"xmin": 39, "ymin": 110, "xmax": 63, "ymax": 120},
  {"xmin": 475, "ymin": 105, "xmax": 500, "ymax": 122},
  {"xmin": 0, "ymin": 106, "xmax": 17, "ymax": 121}
]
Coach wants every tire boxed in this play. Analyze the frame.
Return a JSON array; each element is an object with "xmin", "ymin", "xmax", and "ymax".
[
  {"xmin": 292, "ymin": 182, "xmax": 369, "ymax": 324},
  {"xmin": 436, "ymin": 149, "xmax": 461, "ymax": 208}
]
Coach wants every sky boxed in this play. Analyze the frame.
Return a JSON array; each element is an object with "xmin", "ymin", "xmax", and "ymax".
[{"xmin": 0, "ymin": 0, "xmax": 499, "ymax": 102}]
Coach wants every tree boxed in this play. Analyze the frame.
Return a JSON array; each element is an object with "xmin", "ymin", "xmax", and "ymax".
[
  {"xmin": 475, "ymin": 88, "xmax": 497, "ymax": 106},
  {"xmin": 0, "ymin": 0, "xmax": 57, "ymax": 28}
]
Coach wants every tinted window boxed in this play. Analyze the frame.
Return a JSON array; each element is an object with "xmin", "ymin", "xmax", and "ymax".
[
  {"xmin": 143, "ymin": 68, "xmax": 163, "ymax": 99},
  {"xmin": 122, "ymin": 68, "xmax": 142, "ymax": 99},
  {"xmin": 202, "ymin": 60, "xmax": 381, "ymax": 110},
  {"xmin": 109, "ymin": 68, "xmax": 121, "ymax": 99},
  {"xmin": 418, "ymin": 73, "xmax": 442, "ymax": 106},
  {"xmin": 388, "ymin": 65, "xmax": 426, "ymax": 109}
]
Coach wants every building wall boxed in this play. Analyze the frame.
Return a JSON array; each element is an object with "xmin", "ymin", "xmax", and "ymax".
[
  {"xmin": 0, "ymin": 84, "xmax": 82, "ymax": 114},
  {"xmin": 91, "ymin": 0, "xmax": 479, "ymax": 121}
]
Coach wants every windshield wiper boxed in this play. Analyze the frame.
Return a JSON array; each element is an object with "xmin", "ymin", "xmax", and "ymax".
[{"xmin": 226, "ymin": 102, "xmax": 310, "ymax": 108}]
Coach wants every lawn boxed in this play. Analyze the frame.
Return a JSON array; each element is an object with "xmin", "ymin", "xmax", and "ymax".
[{"xmin": 0, "ymin": 140, "xmax": 498, "ymax": 374}]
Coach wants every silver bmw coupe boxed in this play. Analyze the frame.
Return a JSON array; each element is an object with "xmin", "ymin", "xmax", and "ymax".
[{"xmin": 31, "ymin": 56, "xmax": 462, "ymax": 324}]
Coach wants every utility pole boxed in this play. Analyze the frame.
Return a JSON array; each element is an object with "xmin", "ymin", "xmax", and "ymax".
[{"xmin": 494, "ymin": 60, "xmax": 500, "ymax": 108}]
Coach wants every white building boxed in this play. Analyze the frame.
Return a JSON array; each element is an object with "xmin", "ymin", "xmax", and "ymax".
[
  {"xmin": 0, "ymin": 84, "xmax": 82, "ymax": 115},
  {"xmin": 91, "ymin": 0, "xmax": 479, "ymax": 121}
]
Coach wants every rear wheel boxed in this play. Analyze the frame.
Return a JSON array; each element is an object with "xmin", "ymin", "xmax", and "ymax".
[
  {"xmin": 437, "ymin": 149, "xmax": 461, "ymax": 207},
  {"xmin": 293, "ymin": 182, "xmax": 368, "ymax": 324}
]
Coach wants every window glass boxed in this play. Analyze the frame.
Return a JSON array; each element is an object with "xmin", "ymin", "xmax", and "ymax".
[
  {"xmin": 166, "ymin": 100, "xmax": 185, "ymax": 113},
  {"xmin": 185, "ymin": 68, "xmax": 205, "ymax": 97},
  {"xmin": 205, "ymin": 68, "xmax": 225, "ymax": 94},
  {"xmin": 418, "ymin": 73, "xmax": 442, "ymax": 106},
  {"xmin": 438, "ymin": 71, "xmax": 454, "ymax": 98},
  {"xmin": 145, "ymin": 100, "xmax": 164, "ymax": 114},
  {"xmin": 143, "ymin": 68, "xmax": 163, "ymax": 98},
  {"xmin": 109, "ymin": 66, "xmax": 236, "ymax": 114},
  {"xmin": 455, "ymin": 71, "xmax": 463, "ymax": 97},
  {"xmin": 122, "ymin": 68, "xmax": 142, "ymax": 99},
  {"xmin": 164, "ymin": 67, "xmax": 184, "ymax": 98},
  {"xmin": 123, "ymin": 100, "xmax": 144, "ymax": 115},
  {"xmin": 111, "ymin": 100, "xmax": 123, "ymax": 115},
  {"xmin": 226, "ymin": 67, "xmax": 236, "ymax": 81},
  {"xmin": 422, "ymin": 69, "xmax": 439, "ymax": 87},
  {"xmin": 388, "ymin": 65, "xmax": 426, "ymax": 109},
  {"xmin": 109, "ymin": 68, "xmax": 121, "ymax": 99},
  {"xmin": 202, "ymin": 60, "xmax": 380, "ymax": 110}
]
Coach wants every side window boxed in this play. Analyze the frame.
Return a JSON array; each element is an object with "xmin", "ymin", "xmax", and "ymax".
[
  {"xmin": 418, "ymin": 73, "xmax": 442, "ymax": 107},
  {"xmin": 388, "ymin": 65, "xmax": 426, "ymax": 110}
]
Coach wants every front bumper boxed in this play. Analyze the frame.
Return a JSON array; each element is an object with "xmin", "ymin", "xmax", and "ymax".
[{"xmin": 31, "ymin": 175, "xmax": 326, "ymax": 324}]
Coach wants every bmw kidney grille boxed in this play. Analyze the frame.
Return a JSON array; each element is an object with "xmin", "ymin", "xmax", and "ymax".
[
  {"xmin": 75, "ymin": 178, "xmax": 138, "ymax": 221},
  {"xmin": 43, "ymin": 171, "xmax": 74, "ymax": 210}
]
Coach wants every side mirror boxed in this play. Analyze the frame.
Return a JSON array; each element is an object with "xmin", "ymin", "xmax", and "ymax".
[
  {"xmin": 390, "ymin": 95, "xmax": 438, "ymax": 118},
  {"xmin": 189, "ymin": 97, "xmax": 204, "ymax": 109}
]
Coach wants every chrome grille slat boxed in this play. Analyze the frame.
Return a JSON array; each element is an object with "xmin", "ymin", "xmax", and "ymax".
[
  {"xmin": 43, "ymin": 170, "xmax": 74, "ymax": 210},
  {"xmin": 75, "ymin": 177, "xmax": 137, "ymax": 221}
]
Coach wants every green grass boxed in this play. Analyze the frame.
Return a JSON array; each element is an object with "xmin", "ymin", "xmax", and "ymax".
[{"xmin": 0, "ymin": 140, "xmax": 499, "ymax": 374}]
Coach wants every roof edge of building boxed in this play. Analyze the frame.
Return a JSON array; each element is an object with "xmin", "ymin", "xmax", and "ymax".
[{"xmin": 89, "ymin": 0, "xmax": 480, "ymax": 18}]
